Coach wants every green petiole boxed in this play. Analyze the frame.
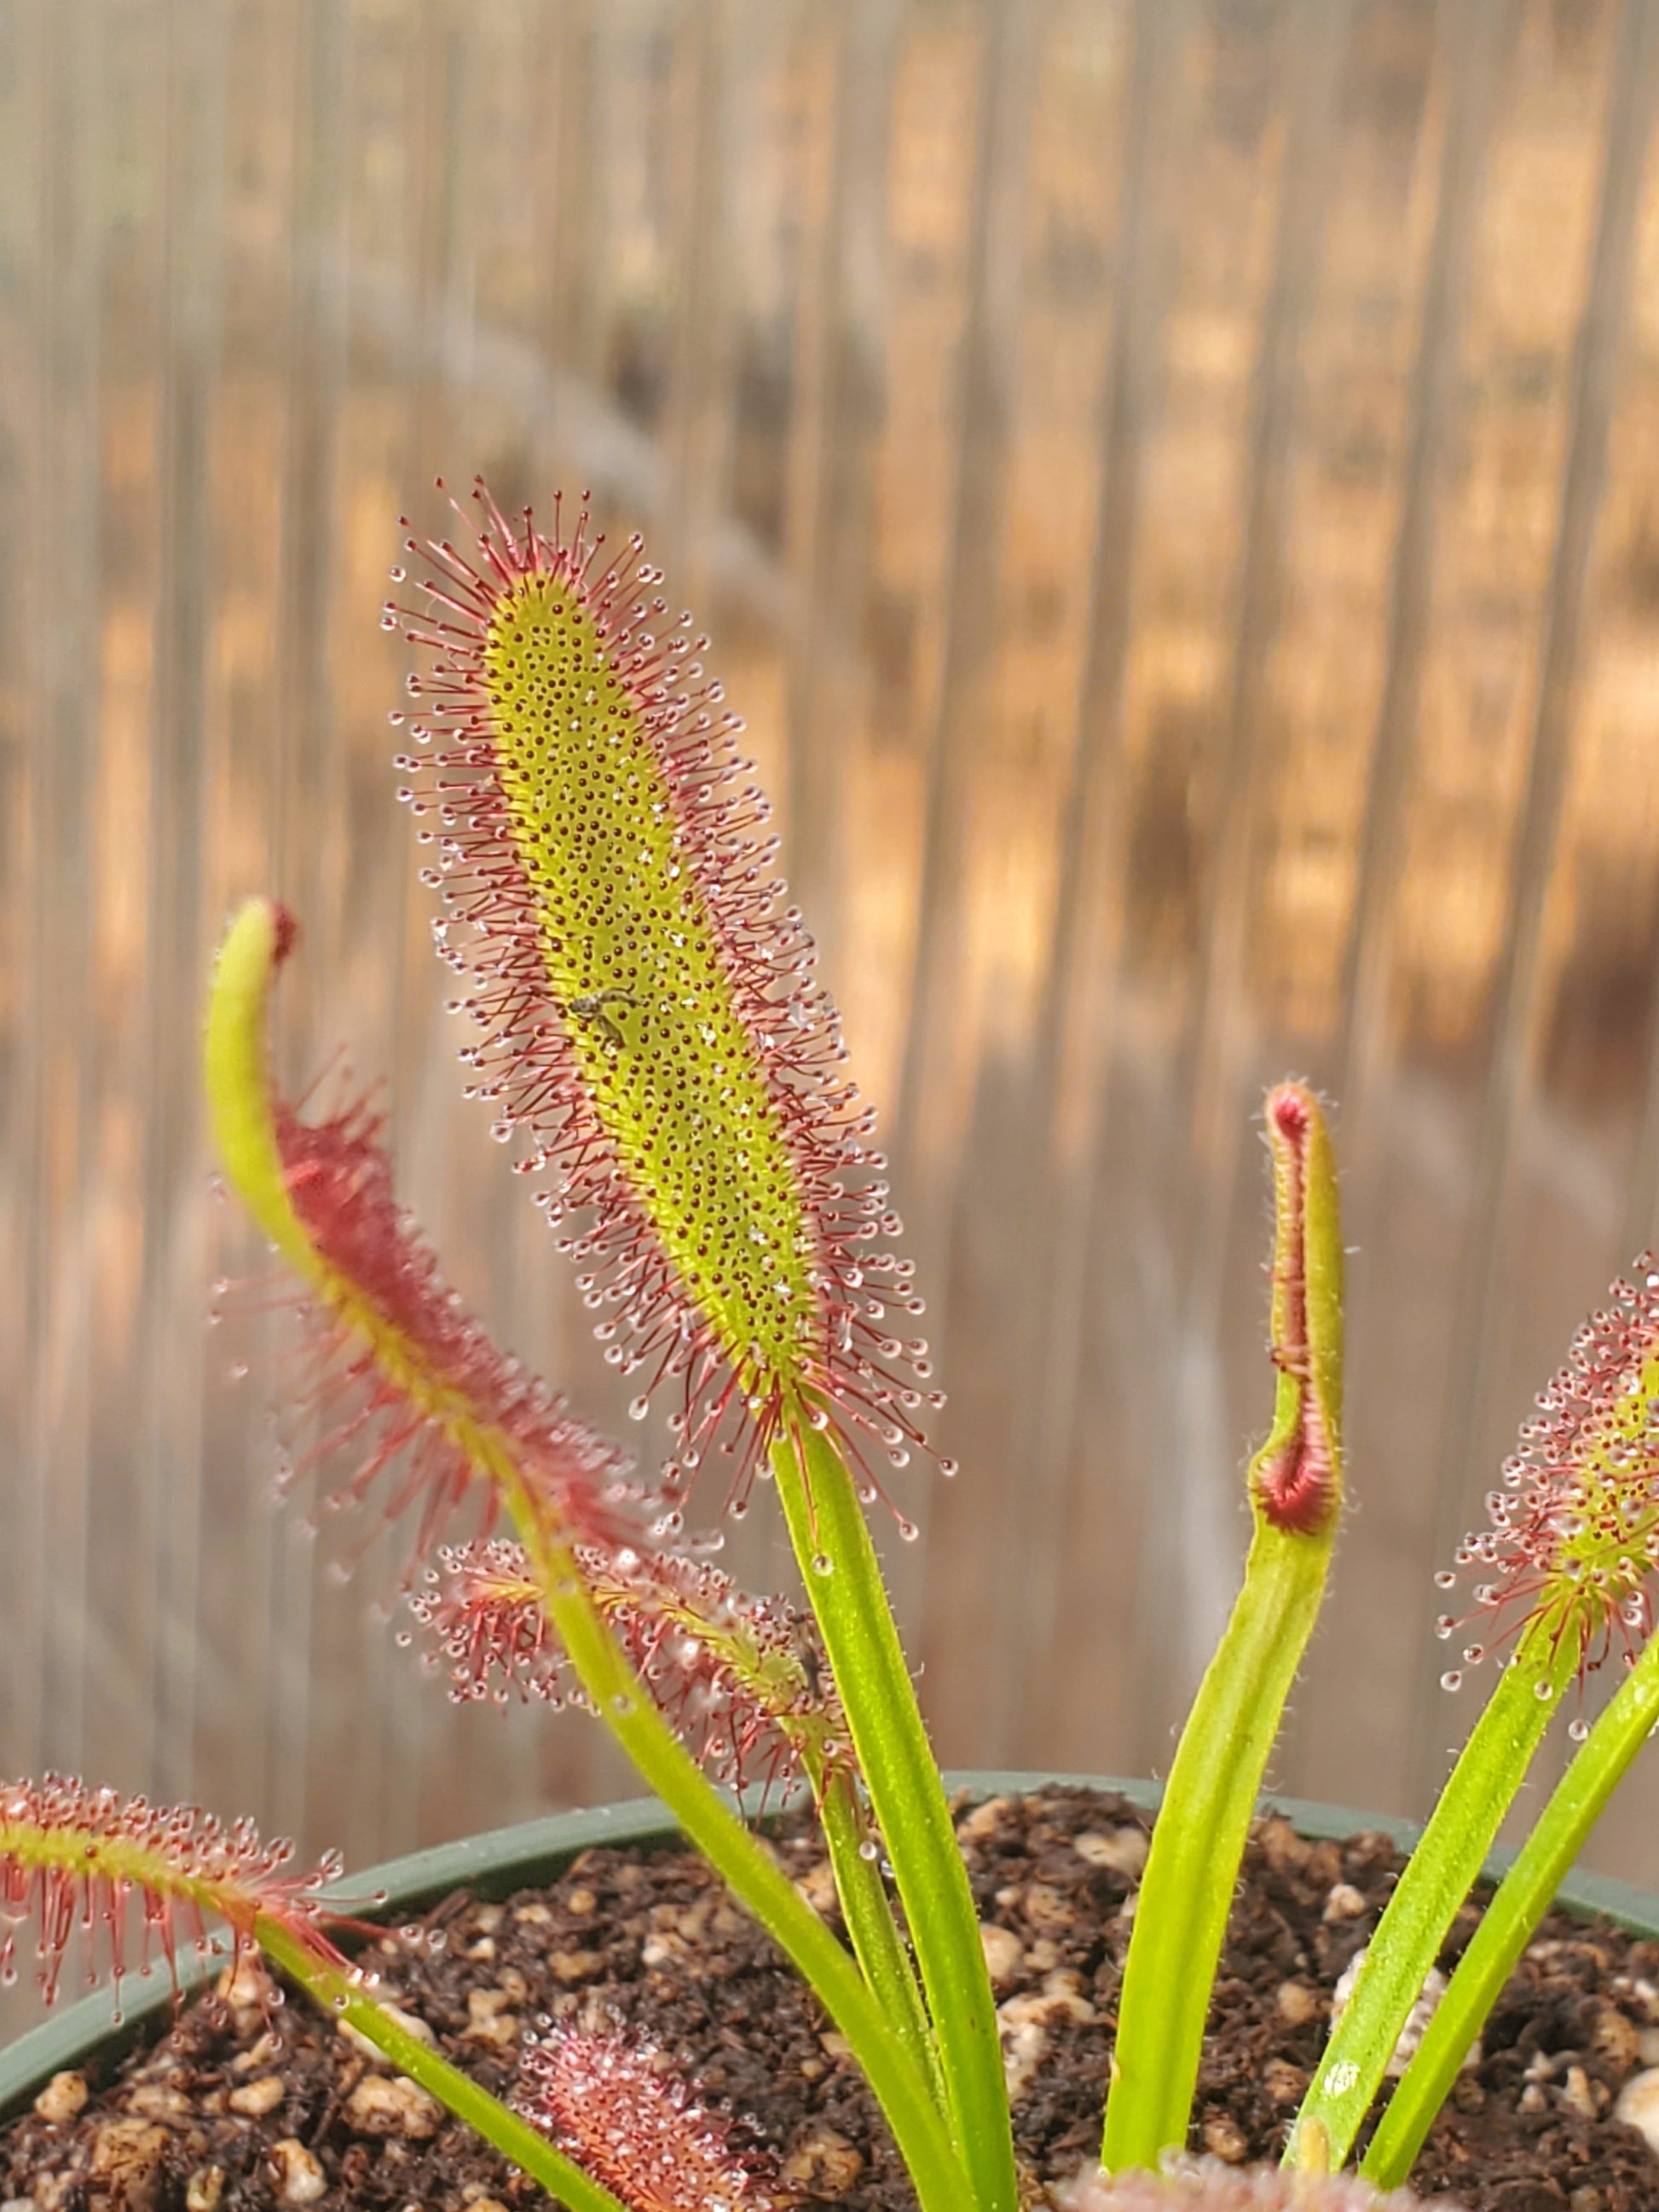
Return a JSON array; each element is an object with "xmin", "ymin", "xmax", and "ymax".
[
  {"xmin": 816, "ymin": 1763, "xmax": 946, "ymax": 2115},
  {"xmin": 1102, "ymin": 1084, "xmax": 1344, "ymax": 2175},
  {"xmin": 772, "ymin": 1421, "xmax": 1020, "ymax": 2212},
  {"xmin": 1286, "ymin": 1620, "xmax": 1579, "ymax": 2173},
  {"xmin": 256, "ymin": 1917, "xmax": 633, "ymax": 2212},
  {"xmin": 497, "ymin": 1481, "xmax": 974, "ymax": 2212},
  {"xmin": 1362, "ymin": 1627, "xmax": 1659, "ymax": 2188}
]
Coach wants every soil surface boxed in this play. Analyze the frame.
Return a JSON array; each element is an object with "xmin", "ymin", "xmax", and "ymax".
[{"xmin": 3, "ymin": 1787, "xmax": 1658, "ymax": 2212}]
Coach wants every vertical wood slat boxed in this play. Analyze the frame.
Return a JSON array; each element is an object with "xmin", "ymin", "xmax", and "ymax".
[
  {"xmin": 884, "ymin": 0, "xmax": 1045, "ymax": 1645},
  {"xmin": 138, "ymin": 0, "xmax": 231, "ymax": 1812},
  {"xmin": 979, "ymin": 0, "xmax": 1191, "ymax": 1767},
  {"xmin": 1147, "ymin": 0, "xmax": 1356, "ymax": 1753},
  {"xmin": 258, "ymin": 0, "xmax": 350, "ymax": 1846},
  {"xmin": 10, "ymin": 0, "xmax": 106, "ymax": 1793},
  {"xmin": 355, "ymin": 0, "xmax": 479, "ymax": 1870},
  {"xmin": 1407, "ymin": 0, "xmax": 1659, "ymax": 1806},
  {"xmin": 1304, "ymin": 0, "xmax": 1524, "ymax": 1822},
  {"xmin": 893, "ymin": 0, "xmax": 1041, "ymax": 1292},
  {"xmin": 782, "ymin": 0, "xmax": 899, "ymax": 981},
  {"xmin": 657, "ymin": 0, "xmax": 731, "ymax": 604},
  {"xmin": 1335, "ymin": 0, "xmax": 1517, "ymax": 1138}
]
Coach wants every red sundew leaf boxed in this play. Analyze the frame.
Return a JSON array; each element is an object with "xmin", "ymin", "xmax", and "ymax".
[
  {"xmin": 1441, "ymin": 1255, "xmax": 1659, "ymax": 1682},
  {"xmin": 406, "ymin": 1538, "xmax": 845, "ymax": 1798},
  {"xmin": 514, "ymin": 2025, "xmax": 780, "ymax": 2212},
  {"xmin": 206, "ymin": 899, "xmax": 647, "ymax": 1572},
  {"xmin": 1248, "ymin": 1083, "xmax": 1342, "ymax": 1539},
  {"xmin": 390, "ymin": 483, "xmax": 945, "ymax": 1520},
  {"xmin": 274, "ymin": 1084, "xmax": 640, "ymax": 1562},
  {"xmin": 1061, "ymin": 2161, "xmax": 1450, "ymax": 2211},
  {"xmin": 0, "ymin": 1775, "xmax": 345, "ymax": 2007}
]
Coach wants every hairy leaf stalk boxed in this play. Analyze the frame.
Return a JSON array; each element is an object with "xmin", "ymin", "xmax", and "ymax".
[
  {"xmin": 772, "ymin": 1423, "xmax": 1019, "ymax": 2212},
  {"xmin": 1363, "ymin": 1624, "xmax": 1659, "ymax": 2186},
  {"xmin": 1296, "ymin": 1251, "xmax": 1659, "ymax": 2171},
  {"xmin": 1102, "ymin": 1084, "xmax": 1344, "ymax": 2175}
]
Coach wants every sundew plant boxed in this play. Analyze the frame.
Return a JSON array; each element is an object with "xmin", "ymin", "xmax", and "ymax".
[{"xmin": 6, "ymin": 484, "xmax": 1659, "ymax": 2211}]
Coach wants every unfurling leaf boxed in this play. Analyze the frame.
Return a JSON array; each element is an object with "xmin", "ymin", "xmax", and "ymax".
[{"xmin": 205, "ymin": 897, "xmax": 639, "ymax": 1562}]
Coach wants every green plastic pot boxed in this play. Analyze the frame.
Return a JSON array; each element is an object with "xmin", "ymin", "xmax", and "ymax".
[{"xmin": 2, "ymin": 1770, "xmax": 1655, "ymax": 2125}]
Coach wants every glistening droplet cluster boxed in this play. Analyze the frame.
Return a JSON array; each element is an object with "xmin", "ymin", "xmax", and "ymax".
[
  {"xmin": 0, "ymin": 1776, "xmax": 344, "ymax": 2004},
  {"xmin": 408, "ymin": 1536, "xmax": 846, "ymax": 1798},
  {"xmin": 515, "ymin": 2023, "xmax": 779, "ymax": 2212},
  {"xmin": 1438, "ymin": 1256, "xmax": 1659, "ymax": 1684},
  {"xmin": 273, "ymin": 1077, "xmax": 639, "ymax": 1564},
  {"xmin": 392, "ymin": 483, "xmax": 943, "ymax": 1516}
]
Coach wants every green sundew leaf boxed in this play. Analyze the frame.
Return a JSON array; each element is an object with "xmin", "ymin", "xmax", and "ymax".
[
  {"xmin": 256, "ymin": 1919, "xmax": 636, "ymax": 2212},
  {"xmin": 0, "ymin": 1776, "xmax": 342, "ymax": 2004},
  {"xmin": 205, "ymin": 898, "xmax": 633, "ymax": 1558},
  {"xmin": 1298, "ymin": 1254, "xmax": 1659, "ymax": 2174},
  {"xmin": 483, "ymin": 567, "xmax": 821, "ymax": 1395},
  {"xmin": 404, "ymin": 494, "xmax": 934, "ymax": 1502}
]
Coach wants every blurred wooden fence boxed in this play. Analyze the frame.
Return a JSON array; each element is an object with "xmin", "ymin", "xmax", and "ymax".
[{"xmin": 7, "ymin": 0, "xmax": 1659, "ymax": 2025}]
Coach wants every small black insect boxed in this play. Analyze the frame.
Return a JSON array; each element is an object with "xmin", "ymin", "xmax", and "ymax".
[
  {"xmin": 789, "ymin": 1616, "xmax": 828, "ymax": 1705},
  {"xmin": 564, "ymin": 987, "xmax": 639, "ymax": 1052}
]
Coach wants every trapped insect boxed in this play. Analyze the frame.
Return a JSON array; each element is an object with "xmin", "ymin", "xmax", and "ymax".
[{"xmin": 564, "ymin": 988, "xmax": 639, "ymax": 1053}]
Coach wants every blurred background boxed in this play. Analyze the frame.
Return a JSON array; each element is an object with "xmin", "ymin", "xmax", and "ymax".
[{"xmin": 8, "ymin": 0, "xmax": 1659, "ymax": 2024}]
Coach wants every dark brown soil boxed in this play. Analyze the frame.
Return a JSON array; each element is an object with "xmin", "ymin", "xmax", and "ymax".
[{"xmin": 3, "ymin": 1787, "xmax": 1658, "ymax": 2212}]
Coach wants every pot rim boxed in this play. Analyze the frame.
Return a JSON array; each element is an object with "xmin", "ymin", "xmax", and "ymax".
[{"xmin": 1, "ymin": 1770, "xmax": 1652, "ymax": 2121}]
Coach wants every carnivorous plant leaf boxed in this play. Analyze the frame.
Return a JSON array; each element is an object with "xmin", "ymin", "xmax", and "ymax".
[
  {"xmin": 394, "ymin": 487, "xmax": 1009, "ymax": 2212},
  {"xmin": 1439, "ymin": 1254, "xmax": 1659, "ymax": 1671},
  {"xmin": 408, "ymin": 1535, "xmax": 845, "ymax": 1796},
  {"xmin": 0, "ymin": 1780, "xmax": 637, "ymax": 2212},
  {"xmin": 251, "ymin": 1920, "xmax": 638, "ymax": 2212},
  {"xmin": 1359, "ymin": 1256, "xmax": 1659, "ymax": 2187},
  {"xmin": 0, "ymin": 1776, "xmax": 344, "ymax": 2005},
  {"xmin": 1289, "ymin": 1255, "xmax": 1659, "ymax": 2171},
  {"xmin": 516, "ymin": 2024, "xmax": 781, "ymax": 2212},
  {"xmin": 1101, "ymin": 1083, "xmax": 1344, "ymax": 2175},
  {"xmin": 394, "ymin": 483, "xmax": 936, "ymax": 1515},
  {"xmin": 205, "ymin": 896, "xmax": 635, "ymax": 1561}
]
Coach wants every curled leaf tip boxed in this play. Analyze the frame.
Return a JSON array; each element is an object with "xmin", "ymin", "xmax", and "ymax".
[
  {"xmin": 1251, "ymin": 1083, "xmax": 1343, "ymax": 1540},
  {"xmin": 391, "ymin": 481, "xmax": 937, "ymax": 1516},
  {"xmin": 271, "ymin": 899, "xmax": 299, "ymax": 964},
  {"xmin": 205, "ymin": 900, "xmax": 639, "ymax": 1565},
  {"xmin": 1264, "ymin": 1082, "xmax": 1313, "ymax": 1146}
]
